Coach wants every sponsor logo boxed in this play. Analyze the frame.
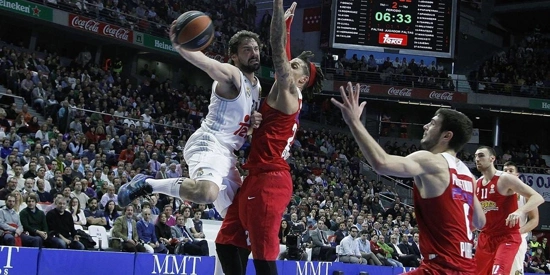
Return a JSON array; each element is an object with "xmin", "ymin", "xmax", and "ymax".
[
  {"xmin": 379, "ymin": 33, "xmax": 408, "ymax": 46},
  {"xmin": 69, "ymin": 14, "xmax": 133, "ymax": 42},
  {"xmin": 480, "ymin": 201, "xmax": 499, "ymax": 213},
  {"xmin": 429, "ymin": 91, "xmax": 454, "ymax": 101},
  {"xmin": 345, "ymin": 83, "xmax": 370, "ymax": 94},
  {"xmin": 387, "ymin": 87, "xmax": 412, "ymax": 97}
]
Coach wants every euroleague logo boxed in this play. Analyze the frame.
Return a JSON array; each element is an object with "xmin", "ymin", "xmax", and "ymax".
[{"xmin": 379, "ymin": 33, "xmax": 408, "ymax": 46}]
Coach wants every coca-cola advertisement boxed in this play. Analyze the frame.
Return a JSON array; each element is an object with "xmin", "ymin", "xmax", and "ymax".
[
  {"xmin": 333, "ymin": 81, "xmax": 467, "ymax": 103},
  {"xmin": 68, "ymin": 14, "xmax": 133, "ymax": 43}
]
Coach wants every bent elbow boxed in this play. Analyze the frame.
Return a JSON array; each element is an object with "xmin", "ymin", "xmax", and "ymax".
[{"xmin": 474, "ymin": 216, "xmax": 486, "ymax": 230}]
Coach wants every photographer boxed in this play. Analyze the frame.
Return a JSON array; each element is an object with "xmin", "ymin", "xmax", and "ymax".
[{"xmin": 278, "ymin": 221, "xmax": 308, "ymax": 261}]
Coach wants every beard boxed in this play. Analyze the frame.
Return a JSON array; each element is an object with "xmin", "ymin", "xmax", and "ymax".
[
  {"xmin": 238, "ymin": 62, "xmax": 260, "ymax": 74},
  {"xmin": 420, "ymin": 137, "xmax": 437, "ymax": 151},
  {"xmin": 237, "ymin": 57, "xmax": 260, "ymax": 73}
]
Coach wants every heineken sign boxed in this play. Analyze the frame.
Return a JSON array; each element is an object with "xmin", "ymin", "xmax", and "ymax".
[
  {"xmin": 0, "ymin": 0, "xmax": 53, "ymax": 20},
  {"xmin": 139, "ymin": 33, "xmax": 227, "ymax": 62},
  {"xmin": 529, "ymin": 99, "xmax": 550, "ymax": 111}
]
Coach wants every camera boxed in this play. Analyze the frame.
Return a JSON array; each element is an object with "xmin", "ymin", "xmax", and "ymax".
[{"xmin": 285, "ymin": 233, "xmax": 307, "ymax": 261}]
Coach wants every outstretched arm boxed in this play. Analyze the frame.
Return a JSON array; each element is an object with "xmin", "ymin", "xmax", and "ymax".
[
  {"xmin": 271, "ymin": 0, "xmax": 295, "ymax": 91},
  {"xmin": 169, "ymin": 21, "xmax": 240, "ymax": 91},
  {"xmin": 331, "ymin": 82, "xmax": 441, "ymax": 178},
  {"xmin": 284, "ymin": 3, "xmax": 297, "ymax": 60}
]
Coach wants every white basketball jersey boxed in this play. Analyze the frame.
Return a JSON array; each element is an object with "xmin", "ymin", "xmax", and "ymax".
[
  {"xmin": 518, "ymin": 194, "xmax": 528, "ymax": 235},
  {"xmin": 200, "ymin": 71, "xmax": 260, "ymax": 151}
]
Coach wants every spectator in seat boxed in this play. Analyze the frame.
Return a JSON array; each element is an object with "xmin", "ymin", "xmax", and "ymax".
[
  {"xmin": 0, "ymin": 194, "xmax": 42, "ymax": 247},
  {"xmin": 309, "ymin": 219, "xmax": 337, "ymax": 261},
  {"xmin": 357, "ymin": 229, "xmax": 383, "ymax": 265},
  {"xmin": 103, "ymin": 200, "xmax": 119, "ymax": 231},
  {"xmin": 170, "ymin": 214, "xmax": 209, "ymax": 256},
  {"xmin": 392, "ymin": 234, "xmax": 420, "ymax": 267},
  {"xmin": 112, "ymin": 204, "xmax": 146, "ymax": 252},
  {"xmin": 338, "ymin": 226, "xmax": 367, "ymax": 264},
  {"xmin": 192, "ymin": 209, "xmax": 205, "ymax": 238},
  {"xmin": 70, "ymin": 180, "xmax": 89, "ymax": 209},
  {"xmin": 46, "ymin": 196, "xmax": 85, "ymax": 249},
  {"xmin": 19, "ymin": 193, "xmax": 48, "ymax": 246},
  {"xmin": 100, "ymin": 184, "xmax": 117, "ymax": 208},
  {"xmin": 278, "ymin": 220, "xmax": 290, "ymax": 244},
  {"xmin": 137, "ymin": 208, "xmax": 168, "ymax": 254},
  {"xmin": 35, "ymin": 179, "xmax": 53, "ymax": 203},
  {"xmin": 334, "ymin": 221, "xmax": 348, "ymax": 245},
  {"xmin": 69, "ymin": 197, "xmax": 86, "ymax": 228},
  {"xmin": 84, "ymin": 197, "xmax": 106, "ymax": 227},
  {"xmin": 155, "ymin": 212, "xmax": 176, "ymax": 254}
]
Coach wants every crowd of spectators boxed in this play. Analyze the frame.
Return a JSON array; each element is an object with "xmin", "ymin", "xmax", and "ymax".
[
  {"xmin": 469, "ymin": 31, "xmax": 550, "ymax": 98},
  {"xmin": 322, "ymin": 54, "xmax": 456, "ymax": 91},
  {"xmin": 29, "ymin": 0, "xmax": 257, "ymax": 56}
]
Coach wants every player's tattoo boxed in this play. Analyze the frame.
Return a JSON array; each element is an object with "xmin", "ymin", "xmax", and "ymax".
[{"xmin": 271, "ymin": 0, "xmax": 292, "ymax": 87}]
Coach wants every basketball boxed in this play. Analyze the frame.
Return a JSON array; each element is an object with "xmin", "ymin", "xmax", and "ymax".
[{"xmin": 173, "ymin": 11, "xmax": 215, "ymax": 52}]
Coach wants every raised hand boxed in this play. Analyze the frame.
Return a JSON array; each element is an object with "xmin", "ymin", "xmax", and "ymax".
[
  {"xmin": 331, "ymin": 82, "xmax": 367, "ymax": 124},
  {"xmin": 284, "ymin": 2, "xmax": 297, "ymax": 21}
]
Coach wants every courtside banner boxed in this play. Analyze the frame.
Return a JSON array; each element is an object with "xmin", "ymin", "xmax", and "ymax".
[
  {"xmin": 38, "ymin": 249, "xmax": 134, "ymax": 275},
  {"xmin": 0, "ymin": 246, "xmax": 39, "ymax": 275},
  {"xmin": 135, "ymin": 253, "xmax": 215, "ymax": 275},
  {"xmin": 331, "ymin": 81, "xmax": 468, "ymax": 103},
  {"xmin": 246, "ymin": 260, "xmax": 394, "ymax": 275},
  {"xmin": 518, "ymin": 173, "xmax": 550, "ymax": 202}
]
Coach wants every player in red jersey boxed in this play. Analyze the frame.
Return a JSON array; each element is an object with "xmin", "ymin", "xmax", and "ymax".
[
  {"xmin": 474, "ymin": 146, "xmax": 543, "ymax": 275},
  {"xmin": 333, "ymin": 82, "xmax": 486, "ymax": 274},
  {"xmin": 214, "ymin": 1, "xmax": 324, "ymax": 275}
]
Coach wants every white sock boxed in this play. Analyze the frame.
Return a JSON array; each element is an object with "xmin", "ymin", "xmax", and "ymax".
[{"xmin": 146, "ymin": 178, "xmax": 184, "ymax": 198}]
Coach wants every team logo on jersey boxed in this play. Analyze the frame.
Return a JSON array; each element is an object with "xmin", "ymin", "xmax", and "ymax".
[
  {"xmin": 246, "ymin": 87, "xmax": 251, "ymax": 98},
  {"xmin": 480, "ymin": 200, "xmax": 499, "ymax": 213},
  {"xmin": 196, "ymin": 168, "xmax": 204, "ymax": 177},
  {"xmin": 489, "ymin": 184, "xmax": 495, "ymax": 194}
]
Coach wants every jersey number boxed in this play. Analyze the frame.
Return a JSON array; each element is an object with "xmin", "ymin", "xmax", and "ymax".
[
  {"xmin": 281, "ymin": 123, "xmax": 298, "ymax": 160},
  {"xmin": 480, "ymin": 188, "xmax": 488, "ymax": 199},
  {"xmin": 463, "ymin": 203, "xmax": 473, "ymax": 240},
  {"xmin": 492, "ymin": 265, "xmax": 500, "ymax": 274}
]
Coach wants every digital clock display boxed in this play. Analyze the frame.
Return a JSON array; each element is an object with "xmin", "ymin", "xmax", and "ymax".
[{"xmin": 330, "ymin": 0, "xmax": 457, "ymax": 58}]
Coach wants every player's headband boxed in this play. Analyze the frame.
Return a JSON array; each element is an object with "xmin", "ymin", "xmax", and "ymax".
[{"xmin": 307, "ymin": 62, "xmax": 317, "ymax": 88}]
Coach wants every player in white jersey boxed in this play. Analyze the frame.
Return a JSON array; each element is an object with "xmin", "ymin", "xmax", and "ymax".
[
  {"xmin": 503, "ymin": 161, "xmax": 540, "ymax": 275},
  {"xmin": 117, "ymin": 25, "xmax": 262, "ymax": 218}
]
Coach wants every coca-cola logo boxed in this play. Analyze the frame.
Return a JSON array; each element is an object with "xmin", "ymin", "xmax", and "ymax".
[
  {"xmin": 387, "ymin": 87, "xmax": 412, "ymax": 97},
  {"xmin": 204, "ymin": 52, "xmax": 226, "ymax": 63},
  {"xmin": 429, "ymin": 91, "xmax": 454, "ymax": 101},
  {"xmin": 71, "ymin": 15, "xmax": 100, "ymax": 33},
  {"xmin": 345, "ymin": 83, "xmax": 370, "ymax": 94},
  {"xmin": 69, "ymin": 15, "xmax": 132, "ymax": 42},
  {"xmin": 103, "ymin": 24, "xmax": 130, "ymax": 41}
]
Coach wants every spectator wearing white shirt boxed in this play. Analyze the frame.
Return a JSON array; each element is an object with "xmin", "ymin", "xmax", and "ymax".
[{"xmin": 338, "ymin": 226, "xmax": 367, "ymax": 264}]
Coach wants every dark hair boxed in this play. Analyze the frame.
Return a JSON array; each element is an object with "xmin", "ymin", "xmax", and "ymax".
[
  {"xmin": 26, "ymin": 193, "xmax": 38, "ymax": 203},
  {"xmin": 477, "ymin": 145, "xmax": 496, "ymax": 157},
  {"xmin": 296, "ymin": 51, "xmax": 325, "ymax": 99},
  {"xmin": 227, "ymin": 30, "xmax": 261, "ymax": 65},
  {"xmin": 435, "ymin": 108, "xmax": 473, "ymax": 152},
  {"xmin": 503, "ymin": 161, "xmax": 517, "ymax": 168}
]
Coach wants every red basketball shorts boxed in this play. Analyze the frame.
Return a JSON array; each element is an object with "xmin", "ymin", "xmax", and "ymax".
[
  {"xmin": 215, "ymin": 170, "xmax": 293, "ymax": 261},
  {"xmin": 475, "ymin": 231, "xmax": 522, "ymax": 275},
  {"xmin": 403, "ymin": 259, "xmax": 476, "ymax": 275}
]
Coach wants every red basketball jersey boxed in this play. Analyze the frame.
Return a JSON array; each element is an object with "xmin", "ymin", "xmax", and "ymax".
[
  {"xmin": 243, "ymin": 90, "xmax": 302, "ymax": 172},
  {"xmin": 413, "ymin": 153, "xmax": 476, "ymax": 272},
  {"xmin": 476, "ymin": 170, "xmax": 519, "ymax": 235}
]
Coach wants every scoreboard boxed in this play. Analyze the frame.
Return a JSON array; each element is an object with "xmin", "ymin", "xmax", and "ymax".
[{"xmin": 330, "ymin": 0, "xmax": 458, "ymax": 58}]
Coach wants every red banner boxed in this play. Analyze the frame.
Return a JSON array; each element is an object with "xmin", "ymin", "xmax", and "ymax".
[
  {"xmin": 68, "ymin": 14, "xmax": 133, "ymax": 43},
  {"xmin": 303, "ymin": 7, "xmax": 322, "ymax": 32},
  {"xmin": 332, "ymin": 81, "xmax": 468, "ymax": 103}
]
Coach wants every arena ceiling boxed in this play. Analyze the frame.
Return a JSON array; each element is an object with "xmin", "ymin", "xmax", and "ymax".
[{"xmin": 492, "ymin": 0, "xmax": 550, "ymax": 32}]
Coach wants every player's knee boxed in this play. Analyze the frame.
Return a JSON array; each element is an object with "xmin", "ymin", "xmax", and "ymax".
[{"xmin": 195, "ymin": 180, "xmax": 219, "ymax": 203}]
